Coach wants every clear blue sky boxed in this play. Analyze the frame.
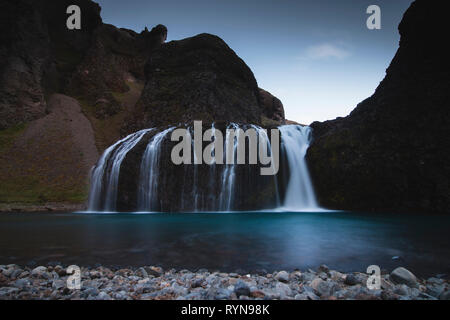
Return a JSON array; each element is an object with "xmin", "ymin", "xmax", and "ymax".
[{"xmin": 96, "ymin": 0, "xmax": 413, "ymax": 124}]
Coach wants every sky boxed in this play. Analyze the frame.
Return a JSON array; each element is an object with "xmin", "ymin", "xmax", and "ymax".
[{"xmin": 96, "ymin": 0, "xmax": 413, "ymax": 124}]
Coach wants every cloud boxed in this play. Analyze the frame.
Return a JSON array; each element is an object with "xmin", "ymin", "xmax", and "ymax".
[{"xmin": 303, "ymin": 43, "xmax": 350, "ymax": 60}]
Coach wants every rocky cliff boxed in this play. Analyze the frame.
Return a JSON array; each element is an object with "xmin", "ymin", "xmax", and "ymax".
[
  {"xmin": 0, "ymin": 0, "xmax": 285, "ymax": 207},
  {"xmin": 307, "ymin": 0, "xmax": 450, "ymax": 213},
  {"xmin": 123, "ymin": 33, "xmax": 284, "ymax": 134}
]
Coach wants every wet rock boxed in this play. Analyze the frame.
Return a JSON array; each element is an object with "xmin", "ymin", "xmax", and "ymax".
[
  {"xmin": 315, "ymin": 280, "xmax": 339, "ymax": 297},
  {"xmin": 207, "ymin": 288, "xmax": 232, "ymax": 300},
  {"xmin": 98, "ymin": 291, "xmax": 112, "ymax": 300},
  {"xmin": 302, "ymin": 286, "xmax": 320, "ymax": 300},
  {"xmin": 426, "ymin": 284, "xmax": 445, "ymax": 298},
  {"xmin": 234, "ymin": 280, "xmax": 250, "ymax": 297},
  {"xmin": 290, "ymin": 271, "xmax": 303, "ymax": 281},
  {"xmin": 390, "ymin": 267, "xmax": 418, "ymax": 288},
  {"xmin": 144, "ymin": 266, "xmax": 163, "ymax": 277},
  {"xmin": 52, "ymin": 280, "xmax": 66, "ymax": 290},
  {"xmin": 31, "ymin": 266, "xmax": 48, "ymax": 278},
  {"xmin": 344, "ymin": 274, "xmax": 358, "ymax": 286},
  {"xmin": 275, "ymin": 282, "xmax": 292, "ymax": 299},
  {"xmin": 394, "ymin": 284, "xmax": 410, "ymax": 296},
  {"xmin": 250, "ymin": 290, "xmax": 266, "ymax": 299},
  {"xmin": 380, "ymin": 290, "xmax": 400, "ymax": 300},
  {"xmin": 134, "ymin": 267, "xmax": 148, "ymax": 278},
  {"xmin": 275, "ymin": 271, "xmax": 289, "ymax": 283},
  {"xmin": 191, "ymin": 278, "xmax": 205, "ymax": 288},
  {"xmin": 14, "ymin": 278, "xmax": 31, "ymax": 289},
  {"xmin": 329, "ymin": 271, "xmax": 344, "ymax": 281}
]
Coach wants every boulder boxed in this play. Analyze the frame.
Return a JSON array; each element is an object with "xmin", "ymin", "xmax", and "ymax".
[
  {"xmin": 234, "ymin": 280, "xmax": 251, "ymax": 297},
  {"xmin": 126, "ymin": 33, "xmax": 265, "ymax": 131},
  {"xmin": 390, "ymin": 267, "xmax": 418, "ymax": 288},
  {"xmin": 274, "ymin": 271, "xmax": 289, "ymax": 283}
]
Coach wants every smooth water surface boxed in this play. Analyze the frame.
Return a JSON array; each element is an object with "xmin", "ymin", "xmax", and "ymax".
[{"xmin": 1, "ymin": 211, "xmax": 449, "ymax": 277}]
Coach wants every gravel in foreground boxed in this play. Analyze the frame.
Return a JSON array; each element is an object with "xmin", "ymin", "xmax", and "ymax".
[{"xmin": 0, "ymin": 264, "xmax": 448, "ymax": 300}]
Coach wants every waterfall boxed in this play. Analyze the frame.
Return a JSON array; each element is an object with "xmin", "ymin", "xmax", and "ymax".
[
  {"xmin": 87, "ymin": 123, "xmax": 319, "ymax": 212},
  {"xmin": 278, "ymin": 125, "xmax": 318, "ymax": 210},
  {"xmin": 137, "ymin": 127, "xmax": 175, "ymax": 211},
  {"xmin": 252, "ymin": 125, "xmax": 281, "ymax": 208},
  {"xmin": 219, "ymin": 123, "xmax": 239, "ymax": 211},
  {"xmin": 87, "ymin": 129, "xmax": 151, "ymax": 212}
]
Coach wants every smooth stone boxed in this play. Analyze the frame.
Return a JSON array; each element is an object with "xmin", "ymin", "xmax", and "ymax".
[
  {"xmin": 98, "ymin": 291, "xmax": 112, "ymax": 300},
  {"xmin": 390, "ymin": 267, "xmax": 418, "ymax": 288},
  {"xmin": 427, "ymin": 277, "xmax": 444, "ymax": 285},
  {"xmin": 302, "ymin": 272, "xmax": 315, "ymax": 282},
  {"xmin": 310, "ymin": 278, "xmax": 324, "ymax": 291},
  {"xmin": 31, "ymin": 266, "xmax": 48, "ymax": 277},
  {"xmin": 275, "ymin": 282, "xmax": 292, "ymax": 298},
  {"xmin": 134, "ymin": 267, "xmax": 148, "ymax": 278},
  {"xmin": 294, "ymin": 293, "xmax": 307, "ymax": 300},
  {"xmin": 394, "ymin": 284, "xmax": 410, "ymax": 296},
  {"xmin": 83, "ymin": 287, "xmax": 100, "ymax": 297},
  {"xmin": 14, "ymin": 278, "xmax": 31, "ymax": 288},
  {"xmin": 344, "ymin": 274, "xmax": 358, "ymax": 286},
  {"xmin": 316, "ymin": 280, "xmax": 339, "ymax": 297},
  {"xmin": 184, "ymin": 292, "xmax": 204, "ymax": 300},
  {"xmin": 329, "ymin": 271, "xmax": 344, "ymax": 281},
  {"xmin": 234, "ymin": 280, "xmax": 250, "ymax": 297},
  {"xmin": 289, "ymin": 271, "xmax": 303, "ymax": 281},
  {"xmin": 206, "ymin": 287, "xmax": 232, "ymax": 300},
  {"xmin": 2, "ymin": 268, "xmax": 15, "ymax": 277},
  {"xmin": 302, "ymin": 286, "xmax": 320, "ymax": 300},
  {"xmin": 426, "ymin": 284, "xmax": 445, "ymax": 298},
  {"xmin": 274, "ymin": 271, "xmax": 289, "ymax": 283},
  {"xmin": 52, "ymin": 280, "xmax": 66, "ymax": 290}
]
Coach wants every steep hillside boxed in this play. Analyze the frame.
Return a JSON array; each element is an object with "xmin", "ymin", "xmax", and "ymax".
[
  {"xmin": 0, "ymin": 0, "xmax": 285, "ymax": 208},
  {"xmin": 307, "ymin": 0, "xmax": 450, "ymax": 213}
]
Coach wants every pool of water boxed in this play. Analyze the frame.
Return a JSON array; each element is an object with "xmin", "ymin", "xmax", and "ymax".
[{"xmin": 1, "ymin": 211, "xmax": 449, "ymax": 277}]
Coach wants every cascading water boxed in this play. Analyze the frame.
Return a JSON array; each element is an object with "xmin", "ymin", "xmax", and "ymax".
[
  {"xmin": 87, "ymin": 129, "xmax": 151, "ymax": 212},
  {"xmin": 252, "ymin": 125, "xmax": 281, "ymax": 208},
  {"xmin": 138, "ymin": 127, "xmax": 175, "ymax": 211},
  {"xmin": 87, "ymin": 123, "xmax": 319, "ymax": 212},
  {"xmin": 278, "ymin": 125, "xmax": 318, "ymax": 210},
  {"xmin": 219, "ymin": 123, "xmax": 240, "ymax": 211}
]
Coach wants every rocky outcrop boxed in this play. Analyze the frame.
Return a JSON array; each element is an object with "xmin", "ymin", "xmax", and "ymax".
[
  {"xmin": 0, "ymin": 0, "xmax": 51, "ymax": 129},
  {"xmin": 0, "ymin": 0, "xmax": 102, "ymax": 130},
  {"xmin": 124, "ymin": 33, "xmax": 284, "ymax": 133},
  {"xmin": 0, "ymin": 0, "xmax": 286, "ymax": 206},
  {"xmin": 66, "ymin": 24, "xmax": 167, "ymax": 119},
  {"xmin": 307, "ymin": 0, "xmax": 450, "ymax": 213},
  {"xmin": 259, "ymin": 88, "xmax": 285, "ymax": 125}
]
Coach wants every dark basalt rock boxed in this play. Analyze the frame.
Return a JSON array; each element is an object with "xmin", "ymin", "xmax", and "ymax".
[
  {"xmin": 307, "ymin": 0, "xmax": 450, "ymax": 213},
  {"xmin": 0, "ymin": 0, "xmax": 50, "ymax": 129},
  {"xmin": 66, "ymin": 23, "xmax": 167, "ymax": 113},
  {"xmin": 124, "ymin": 33, "xmax": 274, "ymax": 133},
  {"xmin": 0, "ymin": 0, "xmax": 102, "ymax": 129},
  {"xmin": 259, "ymin": 88, "xmax": 286, "ymax": 125}
]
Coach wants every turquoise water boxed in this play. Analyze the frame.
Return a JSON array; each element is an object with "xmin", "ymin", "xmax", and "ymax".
[{"xmin": 1, "ymin": 211, "xmax": 449, "ymax": 277}]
